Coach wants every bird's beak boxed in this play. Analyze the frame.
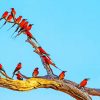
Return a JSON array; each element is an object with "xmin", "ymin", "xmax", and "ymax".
[
  {"xmin": 87, "ymin": 78, "xmax": 90, "ymax": 80},
  {"xmin": 24, "ymin": 19, "xmax": 27, "ymax": 20}
]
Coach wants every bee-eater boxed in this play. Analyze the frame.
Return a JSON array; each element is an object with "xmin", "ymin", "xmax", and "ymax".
[
  {"xmin": 14, "ymin": 19, "xmax": 27, "ymax": 33},
  {"xmin": 0, "ymin": 14, "xmax": 13, "ymax": 29},
  {"xmin": 26, "ymin": 24, "xmax": 33, "ymax": 31},
  {"xmin": 8, "ymin": 16, "xmax": 22, "ymax": 31},
  {"xmin": 11, "ymin": 8, "xmax": 16, "ymax": 21},
  {"xmin": 12, "ymin": 62, "xmax": 22, "ymax": 78},
  {"xmin": 41, "ymin": 55, "xmax": 62, "ymax": 71},
  {"xmin": 79, "ymin": 78, "xmax": 90, "ymax": 88},
  {"xmin": 15, "ymin": 71, "xmax": 23, "ymax": 80},
  {"xmin": 25, "ymin": 31, "xmax": 38, "ymax": 43},
  {"xmin": 19, "ymin": 24, "xmax": 33, "ymax": 33},
  {"xmin": 34, "ymin": 46, "xmax": 49, "ymax": 56},
  {"xmin": 59, "ymin": 71, "xmax": 67, "ymax": 80},
  {"xmin": 0, "ymin": 11, "xmax": 9, "ymax": 21},
  {"xmin": 18, "ymin": 21, "xmax": 29, "ymax": 33},
  {"xmin": 32, "ymin": 67, "xmax": 39, "ymax": 77},
  {"xmin": 15, "ymin": 30, "xmax": 38, "ymax": 43}
]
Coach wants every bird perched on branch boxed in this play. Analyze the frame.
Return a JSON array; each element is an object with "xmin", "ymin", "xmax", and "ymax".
[
  {"xmin": 34, "ymin": 46, "xmax": 49, "ymax": 56},
  {"xmin": 12, "ymin": 62, "xmax": 22, "ymax": 78},
  {"xmin": 0, "ymin": 14, "xmax": 13, "ymax": 29},
  {"xmin": 41, "ymin": 55, "xmax": 62, "ymax": 71},
  {"xmin": 79, "ymin": 78, "xmax": 90, "ymax": 88},
  {"xmin": 17, "ymin": 21, "xmax": 29, "ymax": 35},
  {"xmin": 19, "ymin": 23, "xmax": 33, "ymax": 33},
  {"xmin": 0, "ymin": 11, "xmax": 9, "ymax": 21},
  {"xmin": 11, "ymin": 8, "xmax": 16, "ymax": 21},
  {"xmin": 15, "ymin": 30, "xmax": 38, "ymax": 44},
  {"xmin": 14, "ymin": 19, "xmax": 27, "ymax": 33},
  {"xmin": 15, "ymin": 71, "xmax": 23, "ymax": 80},
  {"xmin": 26, "ymin": 24, "xmax": 33, "ymax": 31},
  {"xmin": 8, "ymin": 16, "xmax": 22, "ymax": 31},
  {"xmin": 15, "ymin": 23, "xmax": 34, "ymax": 38},
  {"xmin": 59, "ymin": 71, "xmax": 67, "ymax": 80},
  {"xmin": 14, "ymin": 21, "xmax": 28, "ymax": 36},
  {"xmin": 32, "ymin": 67, "xmax": 39, "ymax": 77}
]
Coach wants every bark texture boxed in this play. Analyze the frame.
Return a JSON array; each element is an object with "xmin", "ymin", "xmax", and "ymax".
[{"xmin": 0, "ymin": 74, "xmax": 100, "ymax": 100}]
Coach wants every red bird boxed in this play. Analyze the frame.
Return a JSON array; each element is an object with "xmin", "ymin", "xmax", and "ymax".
[
  {"xmin": 26, "ymin": 24, "xmax": 33, "ymax": 31},
  {"xmin": 8, "ymin": 16, "xmax": 22, "ymax": 30},
  {"xmin": 0, "ymin": 14, "xmax": 13, "ymax": 29},
  {"xmin": 59, "ymin": 71, "xmax": 67, "ymax": 80},
  {"xmin": 0, "ymin": 64, "xmax": 6, "ymax": 73},
  {"xmin": 41, "ymin": 55, "xmax": 62, "ymax": 71},
  {"xmin": 12, "ymin": 62, "xmax": 22, "ymax": 78},
  {"xmin": 14, "ymin": 19, "xmax": 27, "ymax": 33},
  {"xmin": 15, "ymin": 30, "xmax": 38, "ymax": 43},
  {"xmin": 18, "ymin": 21, "xmax": 29, "ymax": 33},
  {"xmin": 19, "ymin": 19, "xmax": 27, "ymax": 28},
  {"xmin": 19, "ymin": 24, "xmax": 33, "ymax": 34},
  {"xmin": 0, "ymin": 11, "xmax": 9, "ymax": 21},
  {"xmin": 15, "ymin": 72, "xmax": 23, "ymax": 80},
  {"xmin": 15, "ymin": 16, "xmax": 22, "ymax": 24},
  {"xmin": 24, "ymin": 31, "xmax": 39, "ymax": 44},
  {"xmin": 32, "ymin": 67, "xmax": 39, "ymax": 77},
  {"xmin": 79, "ymin": 78, "xmax": 90, "ymax": 88},
  {"xmin": 11, "ymin": 8, "xmax": 16, "ymax": 20},
  {"xmin": 34, "ymin": 46, "xmax": 49, "ymax": 56},
  {"xmin": 5, "ymin": 14, "xmax": 13, "ymax": 22}
]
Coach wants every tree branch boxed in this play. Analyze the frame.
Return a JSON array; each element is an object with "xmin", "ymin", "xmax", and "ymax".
[
  {"xmin": 24, "ymin": 38, "xmax": 100, "ymax": 100},
  {"xmin": 0, "ymin": 76, "xmax": 93, "ymax": 100},
  {"xmin": 0, "ymin": 71, "xmax": 100, "ymax": 100},
  {"xmin": 26, "ymin": 39, "xmax": 54, "ymax": 76}
]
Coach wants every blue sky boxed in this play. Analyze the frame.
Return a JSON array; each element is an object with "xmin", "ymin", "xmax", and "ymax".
[{"xmin": 0, "ymin": 0, "xmax": 100, "ymax": 100}]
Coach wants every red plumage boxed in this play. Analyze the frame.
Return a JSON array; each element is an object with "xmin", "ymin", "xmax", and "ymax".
[
  {"xmin": 41, "ymin": 55, "xmax": 55, "ymax": 66},
  {"xmin": 0, "ymin": 64, "xmax": 6, "ymax": 73},
  {"xmin": 24, "ymin": 31, "xmax": 33, "ymax": 39},
  {"xmin": 79, "ymin": 78, "xmax": 89, "ymax": 87},
  {"xmin": 26, "ymin": 24, "xmax": 33, "ymax": 31},
  {"xmin": 19, "ymin": 19, "xmax": 27, "ymax": 28},
  {"xmin": 11, "ymin": 8, "xmax": 16, "ymax": 16},
  {"xmin": 59, "ymin": 71, "xmax": 66, "ymax": 80},
  {"xmin": 38, "ymin": 47, "xmax": 48, "ymax": 55},
  {"xmin": 1, "ymin": 11, "xmax": 9, "ymax": 19},
  {"xmin": 32, "ymin": 67, "xmax": 39, "ymax": 77},
  {"xmin": 12, "ymin": 62, "xmax": 22, "ymax": 78},
  {"xmin": 23, "ymin": 22, "xmax": 29, "ymax": 28},
  {"xmin": 16, "ymin": 73, "xmax": 23, "ymax": 80},
  {"xmin": 41, "ymin": 55, "xmax": 62, "ymax": 71},
  {"xmin": 0, "ymin": 64, "xmax": 2, "ymax": 70},
  {"xmin": 15, "ymin": 16, "xmax": 22, "ymax": 24},
  {"xmin": 6, "ymin": 14, "xmax": 13, "ymax": 22}
]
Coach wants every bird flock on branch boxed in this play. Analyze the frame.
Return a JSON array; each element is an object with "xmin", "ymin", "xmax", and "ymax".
[{"xmin": 0, "ymin": 8, "xmax": 90, "ymax": 91}]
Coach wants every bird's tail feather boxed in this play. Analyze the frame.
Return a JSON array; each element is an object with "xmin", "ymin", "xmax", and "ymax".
[
  {"xmin": 7, "ymin": 23, "xmax": 16, "ymax": 31},
  {"xmin": 53, "ymin": 64, "xmax": 63, "ymax": 71},
  {"xmin": 0, "ymin": 21, "xmax": 7, "ymax": 29},
  {"xmin": 0, "ymin": 18, "xmax": 3, "ymax": 21},
  {"xmin": 12, "ymin": 72, "xmax": 15, "ymax": 78},
  {"xmin": 11, "ymin": 26, "xmax": 19, "ymax": 37}
]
